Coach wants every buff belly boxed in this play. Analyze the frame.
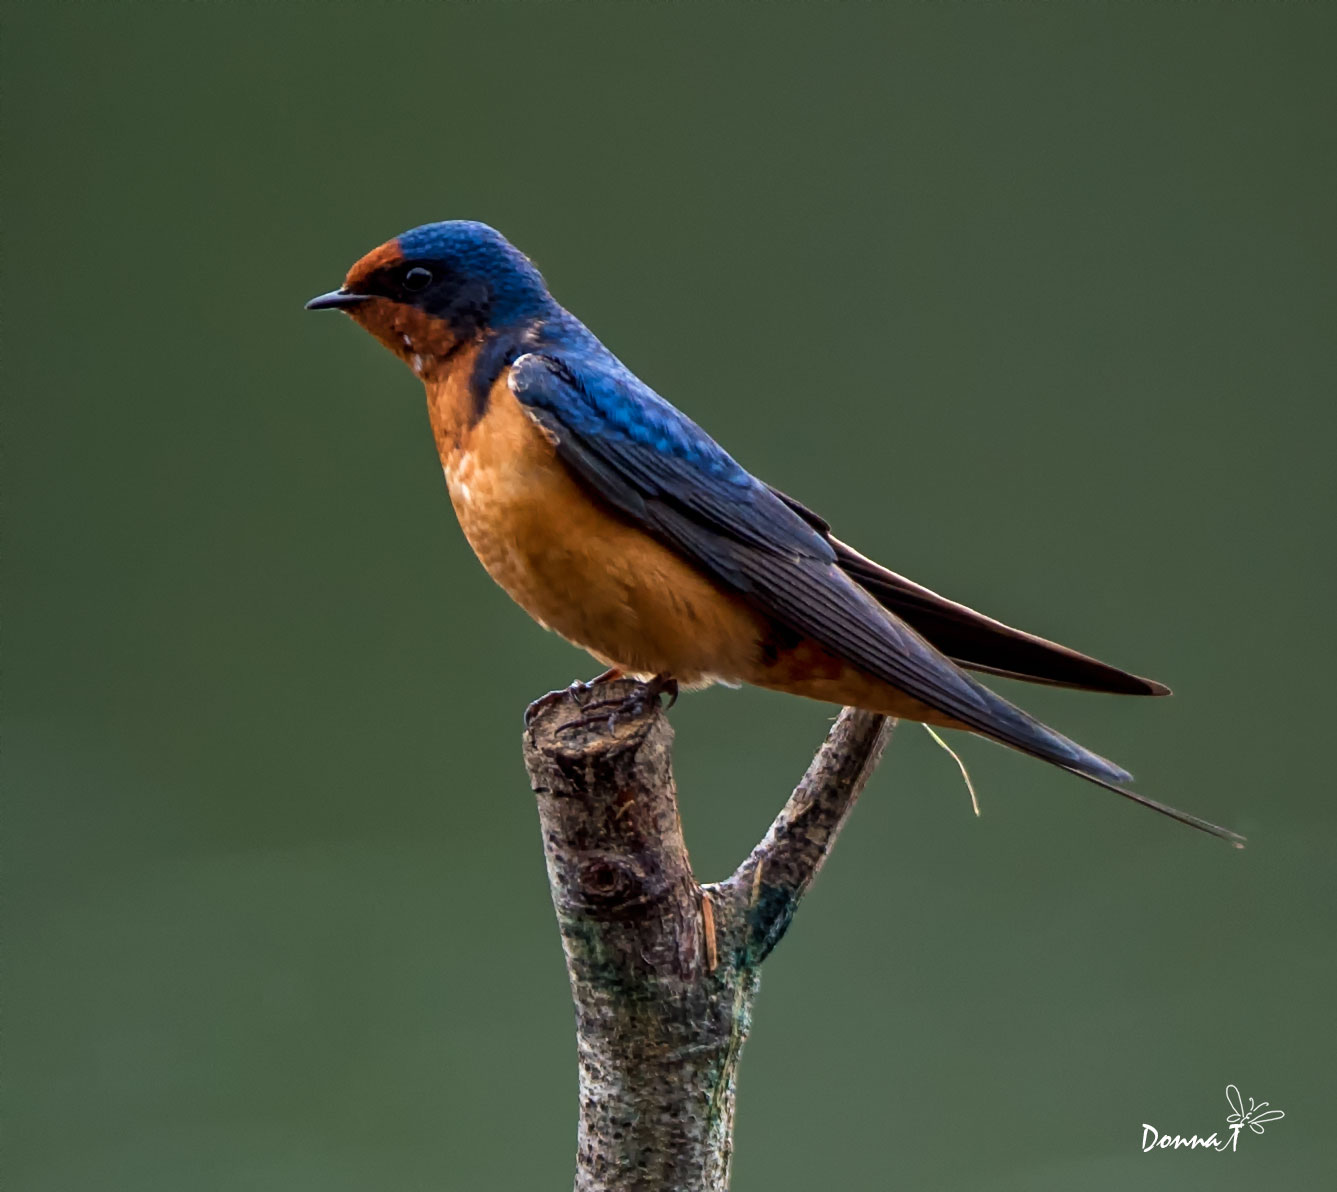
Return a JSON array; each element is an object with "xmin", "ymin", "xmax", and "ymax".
[{"xmin": 435, "ymin": 380, "xmax": 767, "ymax": 686}]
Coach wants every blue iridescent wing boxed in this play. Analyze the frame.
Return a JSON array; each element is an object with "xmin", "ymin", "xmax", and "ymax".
[{"xmin": 509, "ymin": 352, "xmax": 1103, "ymax": 762}]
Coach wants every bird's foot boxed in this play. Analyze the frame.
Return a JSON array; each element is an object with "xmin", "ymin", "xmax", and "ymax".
[
  {"xmin": 522, "ymin": 669, "xmax": 630, "ymax": 729},
  {"xmin": 555, "ymin": 673, "xmax": 679, "ymax": 735},
  {"xmin": 651, "ymin": 674, "xmax": 680, "ymax": 708},
  {"xmin": 524, "ymin": 678, "xmax": 597, "ymax": 728}
]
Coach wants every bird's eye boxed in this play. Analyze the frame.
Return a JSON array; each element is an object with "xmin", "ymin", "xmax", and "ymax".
[{"xmin": 402, "ymin": 266, "xmax": 433, "ymax": 293}]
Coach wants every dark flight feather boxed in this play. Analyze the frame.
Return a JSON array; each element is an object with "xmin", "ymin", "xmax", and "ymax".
[{"xmin": 770, "ymin": 488, "xmax": 1170, "ymax": 696}]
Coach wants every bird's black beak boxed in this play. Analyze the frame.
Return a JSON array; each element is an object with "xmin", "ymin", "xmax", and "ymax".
[{"xmin": 305, "ymin": 288, "xmax": 371, "ymax": 311}]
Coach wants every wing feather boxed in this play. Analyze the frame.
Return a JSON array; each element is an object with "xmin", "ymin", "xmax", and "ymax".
[{"xmin": 770, "ymin": 488, "xmax": 1169, "ymax": 695}]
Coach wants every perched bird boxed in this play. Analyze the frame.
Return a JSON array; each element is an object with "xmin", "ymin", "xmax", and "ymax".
[{"xmin": 307, "ymin": 220, "xmax": 1241, "ymax": 844}]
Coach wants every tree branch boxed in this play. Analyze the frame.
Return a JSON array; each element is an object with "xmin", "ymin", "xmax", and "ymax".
[
  {"xmin": 523, "ymin": 678, "xmax": 894, "ymax": 1192},
  {"xmin": 718, "ymin": 705, "xmax": 894, "ymax": 964}
]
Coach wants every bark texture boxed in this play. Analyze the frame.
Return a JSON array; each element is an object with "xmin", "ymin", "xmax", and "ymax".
[{"xmin": 523, "ymin": 679, "xmax": 893, "ymax": 1192}]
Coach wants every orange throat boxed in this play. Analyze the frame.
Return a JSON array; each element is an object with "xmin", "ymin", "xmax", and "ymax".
[{"xmin": 347, "ymin": 299, "xmax": 476, "ymax": 383}]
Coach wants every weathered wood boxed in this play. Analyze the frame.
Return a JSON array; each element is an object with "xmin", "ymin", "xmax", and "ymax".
[{"xmin": 524, "ymin": 679, "xmax": 894, "ymax": 1192}]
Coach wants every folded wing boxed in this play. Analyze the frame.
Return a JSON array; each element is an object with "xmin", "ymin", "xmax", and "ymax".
[{"xmin": 507, "ymin": 349, "xmax": 1239, "ymax": 843}]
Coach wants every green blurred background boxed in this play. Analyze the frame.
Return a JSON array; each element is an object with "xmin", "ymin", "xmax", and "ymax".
[{"xmin": 5, "ymin": 3, "xmax": 1335, "ymax": 1189}]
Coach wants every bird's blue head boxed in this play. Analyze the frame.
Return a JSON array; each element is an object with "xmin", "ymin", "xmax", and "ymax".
[{"xmin": 306, "ymin": 221, "xmax": 553, "ymax": 369}]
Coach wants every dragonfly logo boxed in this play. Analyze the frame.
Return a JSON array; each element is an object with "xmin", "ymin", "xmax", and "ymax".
[{"xmin": 1141, "ymin": 1085, "xmax": 1284, "ymax": 1153}]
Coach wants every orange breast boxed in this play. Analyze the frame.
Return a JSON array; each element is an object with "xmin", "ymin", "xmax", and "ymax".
[{"xmin": 426, "ymin": 360, "xmax": 769, "ymax": 686}]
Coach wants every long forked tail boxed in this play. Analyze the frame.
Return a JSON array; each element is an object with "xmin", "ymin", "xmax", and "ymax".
[
  {"xmin": 759, "ymin": 486, "xmax": 1240, "ymax": 843},
  {"xmin": 957, "ymin": 673, "xmax": 1246, "ymax": 845},
  {"xmin": 972, "ymin": 703, "xmax": 1246, "ymax": 845},
  {"xmin": 1056, "ymin": 763, "xmax": 1246, "ymax": 845}
]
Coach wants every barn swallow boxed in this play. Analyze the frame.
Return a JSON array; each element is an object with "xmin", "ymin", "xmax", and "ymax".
[{"xmin": 307, "ymin": 220, "xmax": 1241, "ymax": 844}]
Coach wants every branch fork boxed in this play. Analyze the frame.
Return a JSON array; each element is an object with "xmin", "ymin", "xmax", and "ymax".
[{"xmin": 524, "ymin": 678, "xmax": 893, "ymax": 1192}]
